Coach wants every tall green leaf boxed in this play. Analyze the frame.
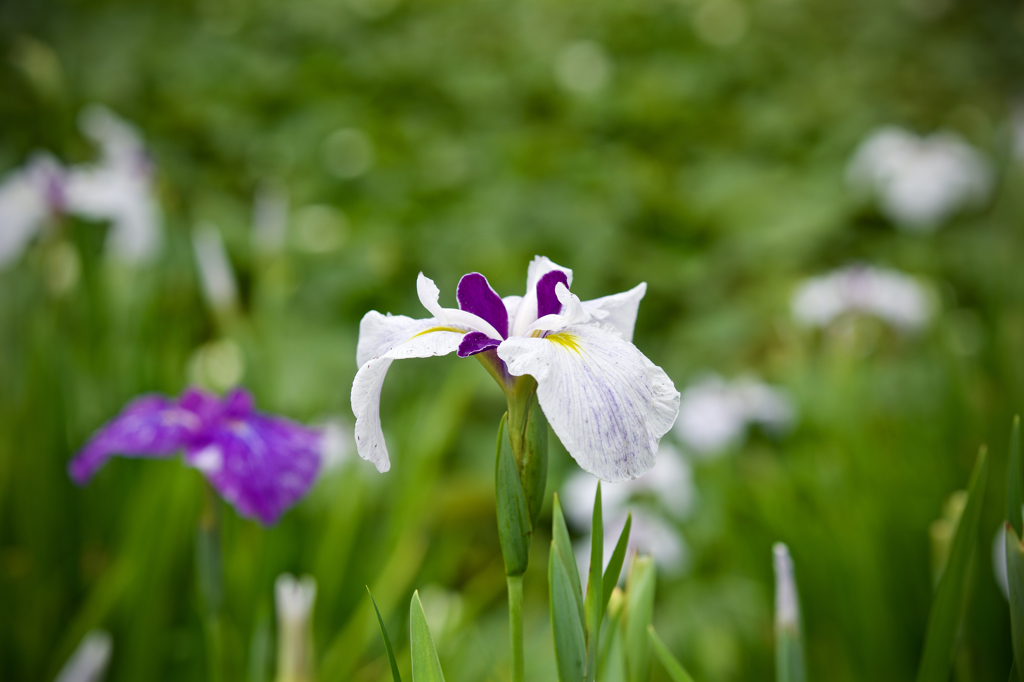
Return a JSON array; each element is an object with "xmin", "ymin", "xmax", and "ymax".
[
  {"xmin": 1005, "ymin": 524, "xmax": 1024, "ymax": 682},
  {"xmin": 552, "ymin": 493, "xmax": 585, "ymax": 622},
  {"xmin": 602, "ymin": 513, "xmax": 632, "ymax": 618},
  {"xmin": 1008, "ymin": 416, "xmax": 1023, "ymax": 536},
  {"xmin": 916, "ymin": 448, "xmax": 989, "ymax": 682},
  {"xmin": 550, "ymin": 542, "xmax": 587, "ymax": 682},
  {"xmin": 410, "ymin": 591, "xmax": 445, "ymax": 682},
  {"xmin": 648, "ymin": 625, "xmax": 696, "ymax": 682},
  {"xmin": 496, "ymin": 413, "xmax": 531, "ymax": 577},
  {"xmin": 368, "ymin": 587, "xmax": 402, "ymax": 682},
  {"xmin": 585, "ymin": 483, "xmax": 604, "ymax": 682},
  {"xmin": 624, "ymin": 555, "xmax": 657, "ymax": 682}
]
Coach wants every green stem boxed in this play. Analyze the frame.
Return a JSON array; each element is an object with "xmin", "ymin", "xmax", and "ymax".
[
  {"xmin": 197, "ymin": 484, "xmax": 225, "ymax": 682},
  {"xmin": 508, "ymin": 574, "xmax": 524, "ymax": 682}
]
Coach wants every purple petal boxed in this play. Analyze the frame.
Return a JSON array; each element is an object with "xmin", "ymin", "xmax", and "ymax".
[
  {"xmin": 188, "ymin": 414, "xmax": 322, "ymax": 526},
  {"xmin": 68, "ymin": 394, "xmax": 204, "ymax": 484},
  {"xmin": 457, "ymin": 272, "xmax": 508, "ymax": 339},
  {"xmin": 536, "ymin": 270, "xmax": 569, "ymax": 318},
  {"xmin": 223, "ymin": 387, "xmax": 255, "ymax": 418},
  {"xmin": 457, "ymin": 331, "xmax": 502, "ymax": 358}
]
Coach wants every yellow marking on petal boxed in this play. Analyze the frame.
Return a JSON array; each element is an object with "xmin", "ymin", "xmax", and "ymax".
[
  {"xmin": 411, "ymin": 326, "xmax": 464, "ymax": 339},
  {"xmin": 547, "ymin": 332, "xmax": 582, "ymax": 354}
]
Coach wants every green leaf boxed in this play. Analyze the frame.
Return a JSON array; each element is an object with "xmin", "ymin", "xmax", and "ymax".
[
  {"xmin": 1008, "ymin": 416, "xmax": 1023, "ymax": 536},
  {"xmin": 410, "ymin": 591, "xmax": 445, "ymax": 682},
  {"xmin": 368, "ymin": 587, "xmax": 402, "ymax": 682},
  {"xmin": 623, "ymin": 555, "xmax": 657, "ymax": 682},
  {"xmin": 584, "ymin": 483, "xmax": 604, "ymax": 682},
  {"xmin": 552, "ymin": 493, "xmax": 585, "ymax": 623},
  {"xmin": 522, "ymin": 394, "xmax": 549, "ymax": 527},
  {"xmin": 496, "ymin": 413, "xmax": 532, "ymax": 577},
  {"xmin": 1005, "ymin": 524, "xmax": 1024, "ymax": 682},
  {"xmin": 550, "ymin": 541, "xmax": 587, "ymax": 682},
  {"xmin": 648, "ymin": 625, "xmax": 696, "ymax": 682},
  {"xmin": 602, "ymin": 513, "xmax": 632, "ymax": 619},
  {"xmin": 916, "ymin": 448, "xmax": 989, "ymax": 682}
]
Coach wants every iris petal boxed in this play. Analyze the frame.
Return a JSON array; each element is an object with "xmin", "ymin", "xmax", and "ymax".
[
  {"xmin": 351, "ymin": 328, "xmax": 465, "ymax": 472},
  {"xmin": 496, "ymin": 324, "xmax": 680, "ymax": 482}
]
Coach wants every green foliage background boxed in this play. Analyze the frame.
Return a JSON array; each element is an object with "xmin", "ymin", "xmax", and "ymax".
[{"xmin": 2, "ymin": 0, "xmax": 1024, "ymax": 679}]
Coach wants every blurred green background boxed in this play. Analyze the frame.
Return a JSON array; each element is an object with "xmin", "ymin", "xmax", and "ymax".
[{"xmin": 2, "ymin": 0, "xmax": 1024, "ymax": 679}]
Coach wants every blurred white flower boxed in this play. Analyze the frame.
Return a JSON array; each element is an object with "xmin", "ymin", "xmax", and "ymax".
[
  {"xmin": 318, "ymin": 417, "xmax": 355, "ymax": 471},
  {"xmin": 0, "ymin": 152, "xmax": 64, "ymax": 268},
  {"xmin": 791, "ymin": 264, "xmax": 932, "ymax": 332},
  {"xmin": 674, "ymin": 374, "xmax": 795, "ymax": 457},
  {"xmin": 773, "ymin": 543, "xmax": 800, "ymax": 632},
  {"xmin": 55, "ymin": 629, "xmax": 112, "ymax": 682},
  {"xmin": 563, "ymin": 443, "xmax": 695, "ymax": 576},
  {"xmin": 846, "ymin": 125, "xmax": 992, "ymax": 231},
  {"xmin": 65, "ymin": 105, "xmax": 163, "ymax": 263},
  {"xmin": 275, "ymin": 574, "xmax": 316, "ymax": 682},
  {"xmin": 192, "ymin": 223, "xmax": 239, "ymax": 312},
  {"xmin": 554, "ymin": 41, "xmax": 611, "ymax": 95}
]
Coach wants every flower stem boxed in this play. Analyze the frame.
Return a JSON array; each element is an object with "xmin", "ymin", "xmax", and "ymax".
[{"xmin": 507, "ymin": 574, "xmax": 525, "ymax": 682}]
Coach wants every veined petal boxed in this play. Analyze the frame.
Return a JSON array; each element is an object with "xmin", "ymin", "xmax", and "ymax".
[
  {"xmin": 188, "ymin": 413, "xmax": 322, "ymax": 526},
  {"xmin": 580, "ymin": 282, "xmax": 647, "ymax": 342},
  {"xmin": 496, "ymin": 325, "xmax": 680, "ymax": 482},
  {"xmin": 357, "ymin": 311, "xmax": 440, "ymax": 367},
  {"xmin": 511, "ymin": 256, "xmax": 574, "ymax": 337},
  {"xmin": 68, "ymin": 394, "xmax": 203, "ymax": 484},
  {"xmin": 351, "ymin": 329, "xmax": 465, "ymax": 472},
  {"xmin": 416, "ymin": 272, "xmax": 503, "ymax": 340}
]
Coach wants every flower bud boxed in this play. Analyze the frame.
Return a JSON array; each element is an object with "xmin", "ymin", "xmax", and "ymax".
[{"xmin": 275, "ymin": 574, "xmax": 317, "ymax": 682}]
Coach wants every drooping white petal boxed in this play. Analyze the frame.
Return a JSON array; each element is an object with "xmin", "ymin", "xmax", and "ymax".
[
  {"xmin": 511, "ymin": 256, "xmax": 575, "ymax": 337},
  {"xmin": 416, "ymin": 272, "xmax": 503, "ymax": 340},
  {"xmin": 581, "ymin": 282, "xmax": 647, "ymax": 342},
  {"xmin": 357, "ymin": 311, "xmax": 439, "ymax": 367},
  {"xmin": 55, "ymin": 629, "xmax": 113, "ymax": 682},
  {"xmin": 351, "ymin": 327, "xmax": 464, "ymax": 472},
  {"xmin": 497, "ymin": 324, "xmax": 680, "ymax": 481}
]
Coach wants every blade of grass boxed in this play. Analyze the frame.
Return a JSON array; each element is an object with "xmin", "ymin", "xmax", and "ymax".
[
  {"xmin": 602, "ymin": 513, "xmax": 632, "ymax": 618},
  {"xmin": 585, "ymin": 483, "xmax": 604, "ymax": 682},
  {"xmin": 916, "ymin": 447, "xmax": 988, "ymax": 682},
  {"xmin": 410, "ymin": 591, "xmax": 445, "ymax": 682},
  {"xmin": 550, "ymin": 542, "xmax": 587, "ymax": 682},
  {"xmin": 368, "ymin": 587, "xmax": 402, "ymax": 682},
  {"xmin": 648, "ymin": 625, "xmax": 696, "ymax": 682},
  {"xmin": 1008, "ymin": 417, "xmax": 1022, "ymax": 536}
]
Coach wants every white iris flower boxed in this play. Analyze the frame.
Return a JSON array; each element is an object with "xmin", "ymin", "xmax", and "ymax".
[{"xmin": 351, "ymin": 256, "xmax": 680, "ymax": 482}]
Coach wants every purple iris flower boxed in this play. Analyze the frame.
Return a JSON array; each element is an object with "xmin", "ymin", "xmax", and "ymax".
[{"xmin": 68, "ymin": 387, "xmax": 322, "ymax": 526}]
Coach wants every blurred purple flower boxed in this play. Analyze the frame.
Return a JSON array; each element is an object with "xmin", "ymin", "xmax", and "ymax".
[{"xmin": 68, "ymin": 387, "xmax": 322, "ymax": 525}]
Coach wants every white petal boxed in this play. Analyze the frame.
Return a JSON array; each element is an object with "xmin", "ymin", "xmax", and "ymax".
[
  {"xmin": 416, "ymin": 272, "xmax": 503, "ymax": 340},
  {"xmin": 511, "ymin": 256, "xmax": 574, "ymax": 337},
  {"xmin": 497, "ymin": 325, "xmax": 679, "ymax": 482},
  {"xmin": 581, "ymin": 282, "xmax": 647, "ymax": 342},
  {"xmin": 351, "ymin": 327, "xmax": 464, "ymax": 472},
  {"xmin": 0, "ymin": 154, "xmax": 59, "ymax": 268},
  {"xmin": 527, "ymin": 283, "xmax": 590, "ymax": 334},
  {"xmin": 357, "ymin": 311, "xmax": 437, "ymax": 367},
  {"xmin": 525, "ymin": 255, "xmax": 573, "ymax": 293}
]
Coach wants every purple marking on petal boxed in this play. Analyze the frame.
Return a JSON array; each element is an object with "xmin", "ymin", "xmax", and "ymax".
[
  {"xmin": 67, "ymin": 394, "xmax": 202, "ymax": 484},
  {"xmin": 458, "ymin": 331, "xmax": 502, "ymax": 358},
  {"xmin": 457, "ymin": 272, "xmax": 508, "ymax": 339},
  {"xmin": 192, "ymin": 414, "xmax": 322, "ymax": 526},
  {"xmin": 536, "ymin": 271, "xmax": 569, "ymax": 318}
]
